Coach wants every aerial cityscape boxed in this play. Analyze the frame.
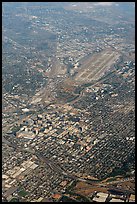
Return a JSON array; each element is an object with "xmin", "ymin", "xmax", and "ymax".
[{"xmin": 2, "ymin": 2, "xmax": 135, "ymax": 202}]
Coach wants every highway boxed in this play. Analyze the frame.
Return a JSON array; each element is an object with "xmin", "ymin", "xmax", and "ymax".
[
  {"xmin": 2, "ymin": 135, "xmax": 134, "ymax": 193},
  {"xmin": 2, "ymin": 135, "xmax": 135, "ymax": 197},
  {"xmin": 2, "ymin": 136, "xmax": 98, "ymax": 184}
]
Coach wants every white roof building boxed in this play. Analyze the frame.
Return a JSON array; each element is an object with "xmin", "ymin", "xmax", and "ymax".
[
  {"xmin": 110, "ymin": 198, "xmax": 124, "ymax": 202},
  {"xmin": 93, "ymin": 192, "xmax": 108, "ymax": 202}
]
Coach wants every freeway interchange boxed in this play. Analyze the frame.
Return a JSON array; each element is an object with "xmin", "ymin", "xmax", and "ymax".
[
  {"xmin": 2, "ymin": 135, "xmax": 98, "ymax": 184},
  {"xmin": 2, "ymin": 135, "xmax": 134, "ymax": 195}
]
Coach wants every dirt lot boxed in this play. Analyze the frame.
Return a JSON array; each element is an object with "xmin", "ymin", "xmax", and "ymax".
[{"xmin": 74, "ymin": 181, "xmax": 109, "ymax": 196}]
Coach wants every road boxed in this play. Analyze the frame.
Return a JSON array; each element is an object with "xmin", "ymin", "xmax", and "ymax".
[
  {"xmin": 2, "ymin": 136, "xmax": 98, "ymax": 184},
  {"xmin": 2, "ymin": 135, "xmax": 134, "ymax": 193}
]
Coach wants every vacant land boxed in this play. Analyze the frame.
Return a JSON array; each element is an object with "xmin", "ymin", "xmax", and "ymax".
[{"xmin": 73, "ymin": 181, "xmax": 108, "ymax": 196}]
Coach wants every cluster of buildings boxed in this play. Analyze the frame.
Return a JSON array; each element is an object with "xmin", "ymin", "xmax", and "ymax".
[
  {"xmin": 2, "ymin": 3, "xmax": 135, "ymax": 202},
  {"xmin": 91, "ymin": 191, "xmax": 135, "ymax": 202},
  {"xmin": 2, "ymin": 57, "xmax": 135, "ymax": 201}
]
